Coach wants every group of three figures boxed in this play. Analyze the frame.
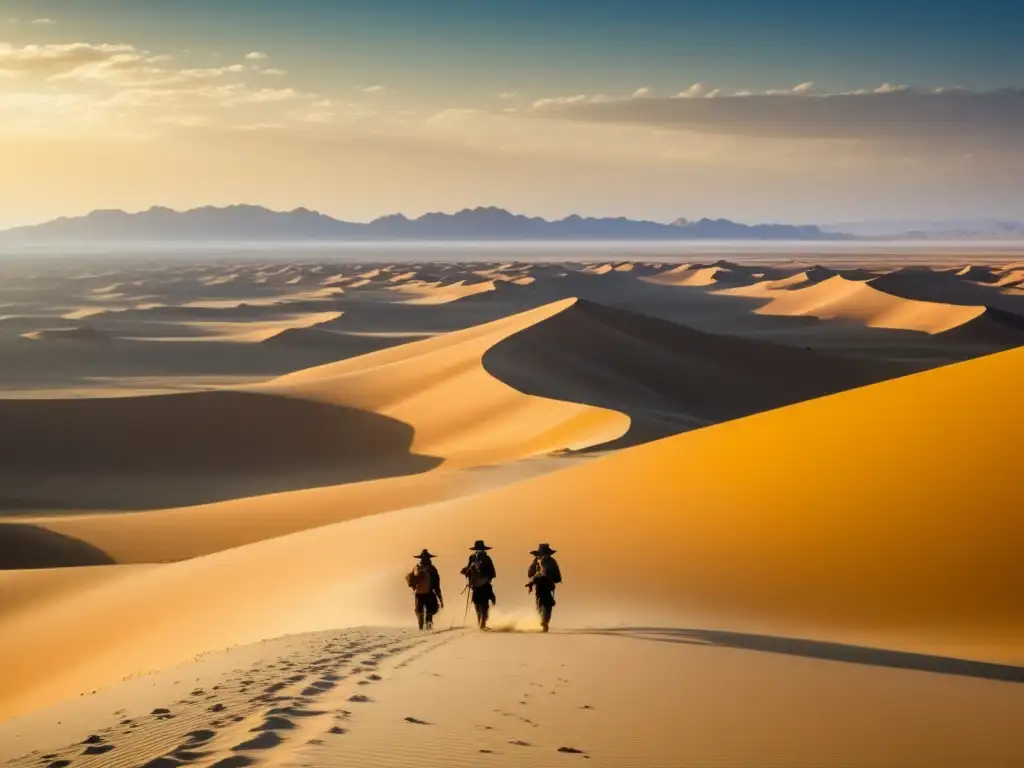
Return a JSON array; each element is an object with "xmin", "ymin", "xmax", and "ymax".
[{"xmin": 405, "ymin": 540, "xmax": 562, "ymax": 632}]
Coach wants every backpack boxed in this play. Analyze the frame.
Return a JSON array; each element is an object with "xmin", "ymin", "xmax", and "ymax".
[
  {"xmin": 535, "ymin": 556, "xmax": 561, "ymax": 585},
  {"xmin": 406, "ymin": 564, "xmax": 433, "ymax": 595},
  {"xmin": 462, "ymin": 556, "xmax": 492, "ymax": 588}
]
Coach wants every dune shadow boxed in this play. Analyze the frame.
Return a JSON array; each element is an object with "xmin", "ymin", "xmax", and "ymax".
[
  {"xmin": 0, "ymin": 523, "xmax": 116, "ymax": 569},
  {"xmin": 575, "ymin": 627, "xmax": 1024, "ymax": 683},
  {"xmin": 0, "ymin": 390, "xmax": 442, "ymax": 510},
  {"xmin": 482, "ymin": 298, "xmax": 914, "ymax": 450}
]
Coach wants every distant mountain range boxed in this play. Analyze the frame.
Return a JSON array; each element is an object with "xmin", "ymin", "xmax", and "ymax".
[
  {"xmin": 822, "ymin": 218, "xmax": 1024, "ymax": 240},
  {"xmin": 0, "ymin": 205, "xmax": 848, "ymax": 243}
]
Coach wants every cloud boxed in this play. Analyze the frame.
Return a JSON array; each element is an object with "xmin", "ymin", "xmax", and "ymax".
[
  {"xmin": 356, "ymin": 84, "xmax": 385, "ymax": 93},
  {"xmin": 245, "ymin": 51, "xmax": 268, "ymax": 60},
  {"xmin": 528, "ymin": 86, "xmax": 1024, "ymax": 148},
  {"xmin": 498, "ymin": 91, "xmax": 517, "ymax": 99},
  {"xmin": 0, "ymin": 42, "xmax": 252, "ymax": 88},
  {"xmin": 792, "ymin": 82, "xmax": 814, "ymax": 94},
  {"xmin": 632, "ymin": 87, "xmax": 651, "ymax": 98},
  {"xmin": 673, "ymin": 83, "xmax": 704, "ymax": 99},
  {"xmin": 530, "ymin": 94, "xmax": 611, "ymax": 109},
  {"xmin": 0, "ymin": 42, "xmax": 139, "ymax": 77},
  {"xmin": 31, "ymin": 18, "xmax": 56, "ymax": 25},
  {"xmin": 261, "ymin": 68, "xmax": 287, "ymax": 76}
]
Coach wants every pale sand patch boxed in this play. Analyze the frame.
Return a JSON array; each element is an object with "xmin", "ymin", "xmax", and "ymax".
[
  {"xmin": 125, "ymin": 310, "xmax": 342, "ymax": 342},
  {"xmin": 2, "ymin": 628, "xmax": 1021, "ymax": 768}
]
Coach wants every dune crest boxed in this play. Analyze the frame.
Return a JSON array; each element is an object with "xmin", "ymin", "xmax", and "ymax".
[
  {"xmin": 750, "ymin": 274, "xmax": 994, "ymax": 333},
  {"xmin": 253, "ymin": 298, "xmax": 629, "ymax": 467}
]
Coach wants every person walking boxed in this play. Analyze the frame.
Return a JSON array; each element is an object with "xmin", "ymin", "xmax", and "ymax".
[
  {"xmin": 526, "ymin": 543, "xmax": 561, "ymax": 632},
  {"xmin": 406, "ymin": 549, "xmax": 443, "ymax": 630},
  {"xmin": 460, "ymin": 540, "xmax": 497, "ymax": 630}
]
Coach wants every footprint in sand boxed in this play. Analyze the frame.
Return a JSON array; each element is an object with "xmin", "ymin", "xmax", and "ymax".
[
  {"xmin": 404, "ymin": 716, "xmax": 430, "ymax": 724},
  {"xmin": 252, "ymin": 716, "xmax": 296, "ymax": 731},
  {"xmin": 557, "ymin": 746, "xmax": 586, "ymax": 754},
  {"xmin": 210, "ymin": 757, "xmax": 255, "ymax": 768},
  {"xmin": 509, "ymin": 740, "xmax": 532, "ymax": 747},
  {"xmin": 232, "ymin": 731, "xmax": 283, "ymax": 751},
  {"xmin": 82, "ymin": 744, "xmax": 115, "ymax": 755},
  {"xmin": 347, "ymin": 694, "xmax": 371, "ymax": 703}
]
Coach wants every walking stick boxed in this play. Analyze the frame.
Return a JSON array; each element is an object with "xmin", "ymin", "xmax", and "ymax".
[{"xmin": 461, "ymin": 582, "xmax": 471, "ymax": 628}]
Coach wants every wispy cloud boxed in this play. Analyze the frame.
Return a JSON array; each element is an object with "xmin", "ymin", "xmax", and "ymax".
[
  {"xmin": 356, "ymin": 84, "xmax": 385, "ymax": 93},
  {"xmin": 673, "ymin": 83, "xmax": 705, "ymax": 99},
  {"xmin": 31, "ymin": 18, "xmax": 57, "ymax": 25},
  {"xmin": 632, "ymin": 86, "xmax": 651, "ymax": 98},
  {"xmin": 244, "ymin": 51, "xmax": 268, "ymax": 60},
  {"xmin": 531, "ymin": 94, "xmax": 611, "ymax": 109},
  {"xmin": 498, "ymin": 91, "xmax": 517, "ymax": 99},
  {"xmin": 529, "ymin": 86, "xmax": 1024, "ymax": 148}
]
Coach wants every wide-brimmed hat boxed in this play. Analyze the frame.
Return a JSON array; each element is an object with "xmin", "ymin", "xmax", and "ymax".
[
  {"xmin": 414, "ymin": 549, "xmax": 436, "ymax": 559},
  {"xmin": 469, "ymin": 540, "xmax": 492, "ymax": 551},
  {"xmin": 530, "ymin": 543, "xmax": 556, "ymax": 556}
]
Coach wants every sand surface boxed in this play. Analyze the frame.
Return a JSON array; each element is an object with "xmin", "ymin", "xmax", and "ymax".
[
  {"xmin": 1, "ymin": 252, "xmax": 1022, "ymax": 765},
  {"xmin": 2, "ymin": 628, "xmax": 1022, "ymax": 768}
]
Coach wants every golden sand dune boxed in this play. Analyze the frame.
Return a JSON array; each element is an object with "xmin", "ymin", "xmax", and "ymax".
[
  {"xmin": 394, "ymin": 279, "xmax": 499, "ymax": 305},
  {"xmin": 253, "ymin": 298, "xmax": 628, "ymax": 467},
  {"xmin": 0, "ymin": 299, "xmax": 627, "ymax": 513},
  {"xmin": 748, "ymin": 274, "xmax": 1024, "ymax": 340},
  {"xmin": 716, "ymin": 266, "xmax": 845, "ymax": 297},
  {"xmin": 0, "ymin": 565, "xmax": 154, "ymax": 622},
  {"xmin": 5, "ymin": 459, "xmax": 571, "ymax": 566},
  {"xmin": 482, "ymin": 298, "xmax": 909, "ymax": 445},
  {"xmin": 122, "ymin": 310, "xmax": 344, "ymax": 342},
  {"xmin": 0, "ymin": 345, "xmax": 1020, "ymax": 720}
]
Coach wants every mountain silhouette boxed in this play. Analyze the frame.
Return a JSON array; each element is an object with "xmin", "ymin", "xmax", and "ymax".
[{"xmin": 0, "ymin": 205, "xmax": 849, "ymax": 242}]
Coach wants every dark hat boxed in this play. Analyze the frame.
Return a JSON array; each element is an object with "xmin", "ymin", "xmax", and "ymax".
[
  {"xmin": 530, "ymin": 543, "xmax": 556, "ymax": 556},
  {"xmin": 414, "ymin": 549, "xmax": 436, "ymax": 559},
  {"xmin": 469, "ymin": 540, "xmax": 492, "ymax": 551}
]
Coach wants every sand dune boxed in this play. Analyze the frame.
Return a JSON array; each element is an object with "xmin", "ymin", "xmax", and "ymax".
[
  {"xmin": 394, "ymin": 279, "xmax": 499, "ymax": 305},
  {"xmin": 4, "ymin": 627, "xmax": 1021, "ymax": 768},
  {"xmin": 3, "ymin": 253, "xmax": 1023, "ymax": 758},
  {"xmin": 869, "ymin": 268, "xmax": 1024, "ymax": 312},
  {"xmin": 252, "ymin": 298, "xmax": 629, "ymax": 468},
  {"xmin": 21, "ymin": 326, "xmax": 115, "ymax": 343},
  {"xmin": 483, "ymin": 298, "xmax": 910, "ymax": 445},
  {"xmin": 0, "ymin": 387, "xmax": 440, "ymax": 510},
  {"xmin": 748, "ymin": 274, "xmax": 1024, "ymax": 340},
  {"xmin": 0, "ymin": 344, "xmax": 1020, "ymax": 720},
  {"xmin": 644, "ymin": 263, "xmax": 755, "ymax": 287}
]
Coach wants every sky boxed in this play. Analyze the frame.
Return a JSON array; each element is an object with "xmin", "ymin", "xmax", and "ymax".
[{"xmin": 0, "ymin": 0, "xmax": 1022, "ymax": 227}]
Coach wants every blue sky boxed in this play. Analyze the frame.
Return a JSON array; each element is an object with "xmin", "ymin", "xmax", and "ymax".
[
  {"xmin": 0, "ymin": 0, "xmax": 1021, "ymax": 225},
  {"xmin": 10, "ymin": 0, "xmax": 1024, "ymax": 96}
]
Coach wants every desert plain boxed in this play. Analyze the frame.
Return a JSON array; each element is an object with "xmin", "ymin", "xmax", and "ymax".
[{"xmin": 1, "ymin": 247, "xmax": 1023, "ymax": 767}]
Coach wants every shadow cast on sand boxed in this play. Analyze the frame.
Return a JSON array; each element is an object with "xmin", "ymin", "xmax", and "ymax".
[
  {"xmin": 0, "ymin": 524, "xmax": 116, "ymax": 569},
  {"xmin": 0, "ymin": 391, "xmax": 442, "ymax": 511},
  {"xmin": 574, "ymin": 627, "xmax": 1024, "ymax": 684}
]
